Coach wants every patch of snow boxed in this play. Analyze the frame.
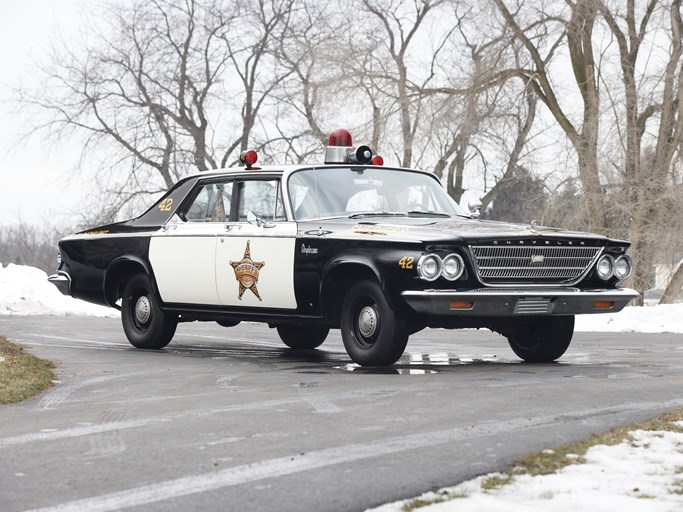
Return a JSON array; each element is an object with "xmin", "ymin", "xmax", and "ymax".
[
  {"xmin": 0, "ymin": 356, "xmax": 4, "ymax": 364},
  {"xmin": 369, "ymin": 428, "xmax": 683, "ymax": 512},
  {"xmin": 0, "ymin": 264, "xmax": 117, "ymax": 317},
  {"xmin": 575, "ymin": 304, "xmax": 683, "ymax": 334}
]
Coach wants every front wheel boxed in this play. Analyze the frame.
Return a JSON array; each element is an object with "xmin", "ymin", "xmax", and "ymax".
[
  {"xmin": 506, "ymin": 316, "xmax": 574, "ymax": 363},
  {"xmin": 340, "ymin": 280, "xmax": 409, "ymax": 366},
  {"xmin": 121, "ymin": 274, "xmax": 177, "ymax": 349},
  {"xmin": 276, "ymin": 325, "xmax": 329, "ymax": 349}
]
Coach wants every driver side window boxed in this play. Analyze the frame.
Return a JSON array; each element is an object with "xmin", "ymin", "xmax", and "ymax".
[
  {"xmin": 185, "ymin": 182, "xmax": 233, "ymax": 222},
  {"xmin": 236, "ymin": 180, "xmax": 285, "ymax": 222}
]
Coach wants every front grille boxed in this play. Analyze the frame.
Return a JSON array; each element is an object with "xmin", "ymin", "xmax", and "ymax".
[
  {"xmin": 469, "ymin": 245, "xmax": 602, "ymax": 285},
  {"xmin": 464, "ymin": 287, "xmax": 579, "ymax": 294}
]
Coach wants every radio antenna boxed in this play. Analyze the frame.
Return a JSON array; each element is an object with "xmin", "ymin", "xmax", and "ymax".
[{"xmin": 312, "ymin": 164, "xmax": 323, "ymax": 236}]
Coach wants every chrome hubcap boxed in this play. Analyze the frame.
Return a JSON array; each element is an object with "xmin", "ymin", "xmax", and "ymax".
[
  {"xmin": 358, "ymin": 306, "xmax": 378, "ymax": 338},
  {"xmin": 135, "ymin": 296, "xmax": 152, "ymax": 324}
]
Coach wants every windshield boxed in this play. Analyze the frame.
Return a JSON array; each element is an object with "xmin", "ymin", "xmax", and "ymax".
[{"xmin": 288, "ymin": 167, "xmax": 468, "ymax": 220}]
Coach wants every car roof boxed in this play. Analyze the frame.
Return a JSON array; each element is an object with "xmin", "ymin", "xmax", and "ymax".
[{"xmin": 183, "ymin": 163, "xmax": 436, "ymax": 182}]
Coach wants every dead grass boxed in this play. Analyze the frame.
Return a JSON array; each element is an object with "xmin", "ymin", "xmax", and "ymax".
[
  {"xmin": 515, "ymin": 409, "xmax": 683, "ymax": 478},
  {"xmin": 399, "ymin": 408, "xmax": 683, "ymax": 510},
  {"xmin": 0, "ymin": 336, "xmax": 55, "ymax": 404},
  {"xmin": 401, "ymin": 490, "xmax": 468, "ymax": 511}
]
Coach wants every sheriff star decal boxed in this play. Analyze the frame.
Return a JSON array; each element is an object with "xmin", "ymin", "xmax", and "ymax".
[{"xmin": 230, "ymin": 241, "xmax": 265, "ymax": 301}]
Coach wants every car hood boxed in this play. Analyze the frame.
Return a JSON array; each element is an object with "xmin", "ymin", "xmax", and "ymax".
[{"xmin": 316, "ymin": 216, "xmax": 616, "ymax": 245}]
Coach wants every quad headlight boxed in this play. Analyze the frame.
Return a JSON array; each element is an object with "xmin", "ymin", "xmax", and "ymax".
[
  {"xmin": 441, "ymin": 254, "xmax": 465, "ymax": 281},
  {"xmin": 417, "ymin": 253, "xmax": 465, "ymax": 281},
  {"xmin": 596, "ymin": 254, "xmax": 615, "ymax": 280},
  {"xmin": 613, "ymin": 255, "xmax": 633, "ymax": 280},
  {"xmin": 595, "ymin": 254, "xmax": 633, "ymax": 281},
  {"xmin": 417, "ymin": 254, "xmax": 442, "ymax": 281}
]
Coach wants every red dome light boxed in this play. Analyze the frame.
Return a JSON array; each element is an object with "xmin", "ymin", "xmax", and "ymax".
[
  {"xmin": 372, "ymin": 155, "xmax": 384, "ymax": 166},
  {"xmin": 328, "ymin": 128, "xmax": 353, "ymax": 147},
  {"xmin": 240, "ymin": 150, "xmax": 258, "ymax": 168}
]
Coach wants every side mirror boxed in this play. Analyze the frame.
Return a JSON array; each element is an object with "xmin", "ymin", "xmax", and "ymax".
[
  {"xmin": 247, "ymin": 211, "xmax": 275, "ymax": 228},
  {"xmin": 468, "ymin": 199, "xmax": 482, "ymax": 219}
]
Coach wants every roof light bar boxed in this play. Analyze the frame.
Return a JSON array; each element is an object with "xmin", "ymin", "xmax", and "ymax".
[{"xmin": 324, "ymin": 129, "xmax": 376, "ymax": 165}]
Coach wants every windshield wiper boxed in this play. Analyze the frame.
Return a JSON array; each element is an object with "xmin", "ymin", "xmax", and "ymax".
[
  {"xmin": 406, "ymin": 210, "xmax": 451, "ymax": 217},
  {"xmin": 348, "ymin": 211, "xmax": 408, "ymax": 219}
]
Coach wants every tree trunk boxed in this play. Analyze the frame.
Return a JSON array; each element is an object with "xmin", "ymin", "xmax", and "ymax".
[{"xmin": 660, "ymin": 260, "xmax": 683, "ymax": 304}]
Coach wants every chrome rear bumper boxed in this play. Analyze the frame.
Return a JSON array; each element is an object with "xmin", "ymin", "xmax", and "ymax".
[
  {"xmin": 48, "ymin": 271, "xmax": 72, "ymax": 296},
  {"xmin": 401, "ymin": 288, "xmax": 639, "ymax": 316}
]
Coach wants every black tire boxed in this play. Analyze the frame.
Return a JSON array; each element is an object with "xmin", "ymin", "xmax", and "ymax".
[
  {"xmin": 340, "ymin": 280, "xmax": 409, "ymax": 366},
  {"xmin": 506, "ymin": 316, "xmax": 574, "ymax": 363},
  {"xmin": 216, "ymin": 320, "xmax": 241, "ymax": 328},
  {"xmin": 121, "ymin": 273, "xmax": 177, "ymax": 349},
  {"xmin": 276, "ymin": 325, "xmax": 329, "ymax": 349}
]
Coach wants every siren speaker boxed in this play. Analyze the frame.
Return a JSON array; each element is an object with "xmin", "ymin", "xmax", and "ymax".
[{"xmin": 346, "ymin": 145, "xmax": 374, "ymax": 165}]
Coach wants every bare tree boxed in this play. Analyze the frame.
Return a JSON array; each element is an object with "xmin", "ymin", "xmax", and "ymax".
[
  {"xmin": 16, "ymin": 0, "xmax": 295, "ymax": 213},
  {"xmin": 270, "ymin": 2, "xmax": 345, "ymax": 162},
  {"xmin": 356, "ymin": 0, "xmax": 449, "ymax": 168},
  {"xmin": 215, "ymin": 0, "xmax": 296, "ymax": 165},
  {"xmin": 429, "ymin": 4, "xmax": 531, "ymax": 204},
  {"xmin": 597, "ymin": 0, "xmax": 683, "ymax": 302},
  {"xmin": 480, "ymin": 79, "xmax": 538, "ymax": 211},
  {"xmin": 491, "ymin": 0, "xmax": 607, "ymax": 230},
  {"xmin": 0, "ymin": 220, "xmax": 70, "ymax": 273}
]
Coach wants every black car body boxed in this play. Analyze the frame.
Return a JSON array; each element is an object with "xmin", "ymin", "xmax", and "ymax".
[{"xmin": 49, "ymin": 132, "xmax": 638, "ymax": 366}]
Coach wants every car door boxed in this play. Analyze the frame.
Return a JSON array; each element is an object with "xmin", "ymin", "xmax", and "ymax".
[
  {"xmin": 215, "ymin": 178, "xmax": 297, "ymax": 309},
  {"xmin": 149, "ymin": 181, "xmax": 234, "ymax": 305}
]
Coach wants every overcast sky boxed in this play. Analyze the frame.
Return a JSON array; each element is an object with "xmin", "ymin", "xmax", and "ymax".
[{"xmin": 0, "ymin": 0, "xmax": 86, "ymax": 226}]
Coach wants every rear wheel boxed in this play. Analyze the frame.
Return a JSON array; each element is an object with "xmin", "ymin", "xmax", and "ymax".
[
  {"xmin": 340, "ymin": 280, "xmax": 409, "ymax": 366},
  {"xmin": 121, "ymin": 274, "xmax": 177, "ymax": 349},
  {"xmin": 276, "ymin": 325, "xmax": 329, "ymax": 349},
  {"xmin": 506, "ymin": 316, "xmax": 574, "ymax": 363}
]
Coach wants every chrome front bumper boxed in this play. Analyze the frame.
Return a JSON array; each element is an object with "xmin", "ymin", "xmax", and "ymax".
[
  {"xmin": 48, "ymin": 271, "xmax": 72, "ymax": 296},
  {"xmin": 401, "ymin": 288, "xmax": 639, "ymax": 316}
]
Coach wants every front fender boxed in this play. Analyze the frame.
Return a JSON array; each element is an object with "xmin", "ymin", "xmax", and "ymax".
[{"xmin": 320, "ymin": 249, "xmax": 420, "ymax": 320}]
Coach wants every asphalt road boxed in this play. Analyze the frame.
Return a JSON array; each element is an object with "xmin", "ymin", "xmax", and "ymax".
[{"xmin": 1, "ymin": 316, "xmax": 682, "ymax": 512}]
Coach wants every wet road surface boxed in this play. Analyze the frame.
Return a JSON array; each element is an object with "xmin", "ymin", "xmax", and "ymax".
[{"xmin": 1, "ymin": 316, "xmax": 682, "ymax": 511}]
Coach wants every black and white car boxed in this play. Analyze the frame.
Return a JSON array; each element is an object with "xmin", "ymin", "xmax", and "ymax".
[{"xmin": 49, "ymin": 129, "xmax": 638, "ymax": 366}]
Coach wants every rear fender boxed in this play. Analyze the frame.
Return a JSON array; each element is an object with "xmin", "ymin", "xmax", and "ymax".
[{"xmin": 104, "ymin": 257, "xmax": 158, "ymax": 308}]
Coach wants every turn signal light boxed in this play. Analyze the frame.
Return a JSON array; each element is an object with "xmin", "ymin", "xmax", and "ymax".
[
  {"xmin": 593, "ymin": 301, "xmax": 614, "ymax": 309},
  {"xmin": 449, "ymin": 301, "xmax": 474, "ymax": 310}
]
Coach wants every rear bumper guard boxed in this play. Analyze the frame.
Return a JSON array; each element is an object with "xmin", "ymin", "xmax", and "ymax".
[
  {"xmin": 48, "ymin": 271, "xmax": 72, "ymax": 296},
  {"xmin": 401, "ymin": 287, "xmax": 639, "ymax": 316}
]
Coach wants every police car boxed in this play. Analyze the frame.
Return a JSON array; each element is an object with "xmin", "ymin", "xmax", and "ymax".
[{"xmin": 49, "ymin": 129, "xmax": 638, "ymax": 366}]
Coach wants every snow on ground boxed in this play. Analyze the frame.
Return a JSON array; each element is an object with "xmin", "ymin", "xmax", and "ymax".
[
  {"xmin": 0, "ymin": 264, "xmax": 117, "ymax": 317},
  {"xmin": 369, "ymin": 425, "xmax": 683, "ymax": 512},
  {"xmin": 575, "ymin": 304, "xmax": 683, "ymax": 333}
]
